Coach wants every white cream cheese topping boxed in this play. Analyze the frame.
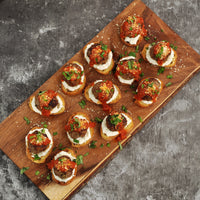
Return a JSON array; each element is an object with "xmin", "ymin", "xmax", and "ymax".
[
  {"xmin": 101, "ymin": 113, "xmax": 132, "ymax": 137},
  {"xmin": 25, "ymin": 128, "xmax": 53, "ymax": 158},
  {"xmin": 146, "ymin": 45, "xmax": 174, "ymax": 66},
  {"xmin": 124, "ymin": 34, "xmax": 141, "ymax": 45},
  {"xmin": 52, "ymin": 151, "xmax": 76, "ymax": 183},
  {"xmin": 84, "ymin": 43, "xmax": 113, "ymax": 71},
  {"xmin": 66, "ymin": 115, "xmax": 91, "ymax": 145}
]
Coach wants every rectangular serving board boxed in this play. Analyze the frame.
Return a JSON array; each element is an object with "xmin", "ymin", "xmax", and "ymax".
[{"xmin": 0, "ymin": 0, "xmax": 200, "ymax": 199}]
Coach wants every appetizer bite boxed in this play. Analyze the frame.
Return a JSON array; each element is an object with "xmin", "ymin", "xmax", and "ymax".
[
  {"xmin": 61, "ymin": 61, "xmax": 86, "ymax": 95},
  {"xmin": 84, "ymin": 80, "xmax": 121, "ymax": 106},
  {"xmin": 141, "ymin": 41, "xmax": 177, "ymax": 67},
  {"xmin": 47, "ymin": 148, "xmax": 77, "ymax": 185},
  {"xmin": 25, "ymin": 127, "xmax": 53, "ymax": 163},
  {"xmin": 29, "ymin": 90, "xmax": 65, "ymax": 116},
  {"xmin": 134, "ymin": 77, "xmax": 163, "ymax": 107},
  {"xmin": 83, "ymin": 42, "xmax": 114, "ymax": 74},
  {"xmin": 120, "ymin": 16, "xmax": 147, "ymax": 46},
  {"xmin": 65, "ymin": 112, "xmax": 95, "ymax": 147},
  {"xmin": 115, "ymin": 56, "xmax": 142, "ymax": 85},
  {"xmin": 101, "ymin": 111, "xmax": 134, "ymax": 141}
]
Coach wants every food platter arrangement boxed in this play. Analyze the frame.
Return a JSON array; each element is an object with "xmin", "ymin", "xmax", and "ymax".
[{"xmin": 0, "ymin": 0, "xmax": 200, "ymax": 199}]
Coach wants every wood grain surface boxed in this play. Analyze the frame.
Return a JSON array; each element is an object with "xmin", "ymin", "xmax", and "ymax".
[{"xmin": 0, "ymin": 0, "xmax": 200, "ymax": 199}]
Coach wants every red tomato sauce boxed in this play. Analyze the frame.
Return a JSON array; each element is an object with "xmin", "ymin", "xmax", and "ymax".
[{"xmin": 120, "ymin": 16, "xmax": 147, "ymax": 39}]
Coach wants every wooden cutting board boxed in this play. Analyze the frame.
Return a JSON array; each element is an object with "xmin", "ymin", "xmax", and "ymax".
[{"xmin": 0, "ymin": 0, "xmax": 200, "ymax": 199}]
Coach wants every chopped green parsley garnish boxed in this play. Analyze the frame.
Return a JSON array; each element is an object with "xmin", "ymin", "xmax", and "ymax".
[
  {"xmin": 73, "ymin": 139, "xmax": 79, "ymax": 144},
  {"xmin": 137, "ymin": 116, "xmax": 143, "ymax": 122},
  {"xmin": 122, "ymin": 105, "xmax": 127, "ymax": 113},
  {"xmin": 167, "ymin": 74, "xmax": 173, "ymax": 79},
  {"xmin": 95, "ymin": 117, "xmax": 103, "ymax": 123},
  {"xmin": 118, "ymin": 141, "xmax": 123, "ymax": 150},
  {"xmin": 165, "ymin": 82, "xmax": 172, "ymax": 87},
  {"xmin": 35, "ymin": 170, "xmax": 40, "ymax": 176},
  {"xmin": 79, "ymin": 100, "xmax": 86, "ymax": 109},
  {"xmin": 76, "ymin": 155, "xmax": 83, "ymax": 165},
  {"xmin": 89, "ymin": 140, "xmax": 97, "ymax": 149},
  {"xmin": 106, "ymin": 143, "xmax": 110, "ymax": 147},
  {"xmin": 157, "ymin": 67, "xmax": 165, "ymax": 75},
  {"xmin": 53, "ymin": 132, "xmax": 58, "ymax": 136},
  {"xmin": 24, "ymin": 117, "xmax": 30, "ymax": 125},
  {"xmin": 20, "ymin": 167, "xmax": 29, "ymax": 174}
]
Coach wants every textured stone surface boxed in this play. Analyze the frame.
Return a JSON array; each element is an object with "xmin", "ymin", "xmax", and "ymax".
[{"xmin": 0, "ymin": 0, "xmax": 200, "ymax": 199}]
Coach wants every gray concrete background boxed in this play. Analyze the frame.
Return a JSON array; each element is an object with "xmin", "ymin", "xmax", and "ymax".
[{"xmin": 0, "ymin": 0, "xmax": 200, "ymax": 199}]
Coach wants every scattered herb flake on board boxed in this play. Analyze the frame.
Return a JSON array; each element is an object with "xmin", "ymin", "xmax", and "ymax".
[
  {"xmin": 118, "ymin": 141, "xmax": 123, "ymax": 150},
  {"xmin": 125, "ymin": 90, "xmax": 128, "ymax": 93},
  {"xmin": 167, "ymin": 74, "xmax": 173, "ymax": 79},
  {"xmin": 41, "ymin": 174, "xmax": 44, "ymax": 178},
  {"xmin": 138, "ymin": 58, "xmax": 143, "ymax": 63},
  {"xmin": 140, "ymin": 72, "xmax": 144, "ymax": 77},
  {"xmin": 100, "ymin": 144, "xmax": 104, "ymax": 148},
  {"xmin": 135, "ymin": 45, "xmax": 139, "ymax": 52},
  {"xmin": 46, "ymin": 174, "xmax": 51, "ymax": 180},
  {"xmin": 95, "ymin": 117, "xmax": 103, "ymax": 123},
  {"xmin": 120, "ymin": 54, "xmax": 124, "ymax": 58},
  {"xmin": 165, "ymin": 82, "xmax": 172, "ymax": 87},
  {"xmin": 35, "ymin": 170, "xmax": 40, "ymax": 176},
  {"xmin": 58, "ymin": 143, "xmax": 64, "ymax": 150},
  {"xmin": 24, "ymin": 117, "xmax": 30, "ymax": 125},
  {"xmin": 157, "ymin": 67, "xmax": 165, "ymax": 75},
  {"xmin": 89, "ymin": 140, "xmax": 97, "ymax": 149},
  {"xmin": 138, "ymin": 116, "xmax": 143, "ymax": 122},
  {"xmin": 144, "ymin": 36, "xmax": 150, "ymax": 41},
  {"xmin": 170, "ymin": 44, "xmax": 177, "ymax": 51},
  {"xmin": 155, "ymin": 46, "xmax": 164, "ymax": 58},
  {"xmin": 53, "ymin": 132, "xmax": 58, "ymax": 136},
  {"xmin": 41, "ymin": 121, "xmax": 46, "ymax": 125},
  {"xmin": 122, "ymin": 105, "xmax": 127, "ymax": 113},
  {"xmin": 128, "ymin": 52, "xmax": 136, "ymax": 57},
  {"xmin": 76, "ymin": 155, "xmax": 83, "ymax": 165},
  {"xmin": 161, "ymin": 29, "xmax": 164, "ymax": 32},
  {"xmin": 84, "ymin": 152, "xmax": 89, "ymax": 156},
  {"xmin": 20, "ymin": 167, "xmax": 29, "ymax": 174},
  {"xmin": 53, "ymin": 147, "xmax": 57, "ymax": 151},
  {"xmin": 79, "ymin": 100, "xmax": 86, "ymax": 108},
  {"xmin": 106, "ymin": 143, "xmax": 110, "ymax": 147}
]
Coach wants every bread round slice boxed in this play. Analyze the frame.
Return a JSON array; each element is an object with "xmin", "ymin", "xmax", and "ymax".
[
  {"xmin": 25, "ymin": 127, "xmax": 53, "ymax": 164},
  {"xmin": 61, "ymin": 61, "xmax": 86, "ymax": 95},
  {"xmin": 134, "ymin": 77, "xmax": 163, "ymax": 108},
  {"xmin": 100, "ymin": 112, "xmax": 134, "ymax": 141},
  {"xmin": 65, "ymin": 112, "xmax": 94, "ymax": 148},
  {"xmin": 83, "ymin": 42, "xmax": 114, "ymax": 75},
  {"xmin": 29, "ymin": 92, "xmax": 65, "ymax": 116},
  {"xmin": 141, "ymin": 44, "xmax": 177, "ymax": 68},
  {"xmin": 51, "ymin": 148, "xmax": 77, "ymax": 185},
  {"xmin": 84, "ymin": 81, "xmax": 121, "ymax": 105}
]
